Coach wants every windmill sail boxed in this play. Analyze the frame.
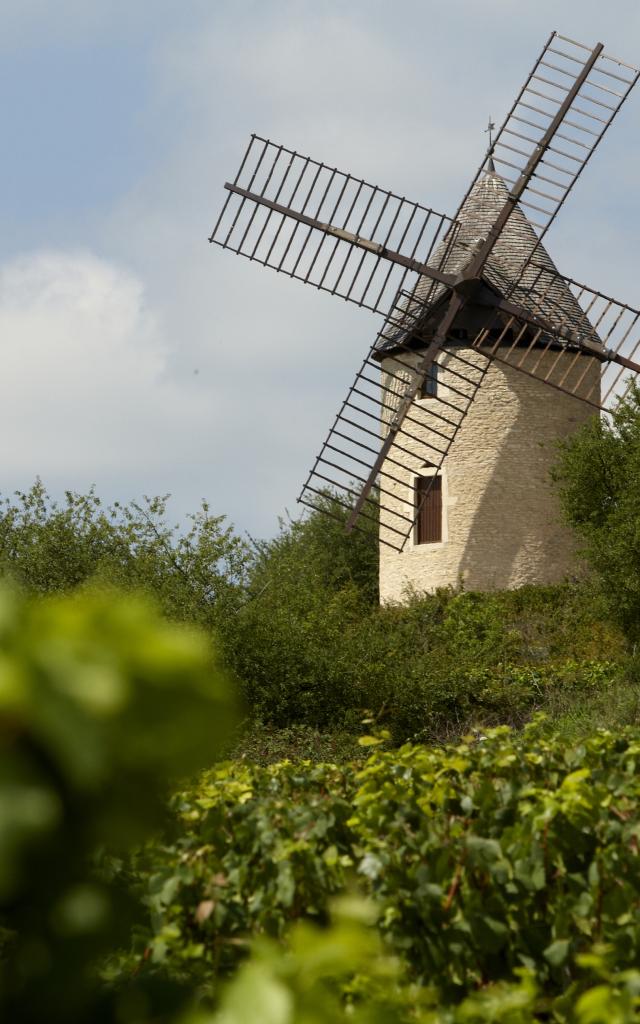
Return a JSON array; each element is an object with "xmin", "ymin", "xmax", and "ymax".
[
  {"xmin": 456, "ymin": 32, "xmax": 639, "ymax": 282},
  {"xmin": 209, "ymin": 136, "xmax": 459, "ymax": 318},
  {"xmin": 475, "ymin": 265, "xmax": 640, "ymax": 409},
  {"xmin": 207, "ymin": 29, "xmax": 640, "ymax": 555},
  {"xmin": 300, "ymin": 161, "xmax": 610, "ymax": 550},
  {"xmin": 298, "ymin": 32, "xmax": 640, "ymax": 543}
]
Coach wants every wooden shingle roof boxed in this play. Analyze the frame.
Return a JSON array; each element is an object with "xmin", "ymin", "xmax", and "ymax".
[{"xmin": 377, "ymin": 167, "xmax": 597, "ymax": 353}]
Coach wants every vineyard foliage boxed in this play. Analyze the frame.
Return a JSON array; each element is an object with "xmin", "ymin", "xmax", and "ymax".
[
  {"xmin": 132, "ymin": 722, "xmax": 640, "ymax": 1017},
  {"xmin": 1, "ymin": 583, "xmax": 640, "ymax": 1019},
  {"xmin": 194, "ymin": 919, "xmax": 640, "ymax": 1024}
]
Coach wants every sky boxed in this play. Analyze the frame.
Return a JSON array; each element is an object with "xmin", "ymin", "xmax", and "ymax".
[{"xmin": 2, "ymin": 0, "xmax": 640, "ymax": 539}]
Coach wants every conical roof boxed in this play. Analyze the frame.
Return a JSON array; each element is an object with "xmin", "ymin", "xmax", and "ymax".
[{"xmin": 378, "ymin": 168, "xmax": 596, "ymax": 350}]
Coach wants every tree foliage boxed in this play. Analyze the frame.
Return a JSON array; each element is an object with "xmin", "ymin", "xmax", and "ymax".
[
  {"xmin": 553, "ymin": 383, "xmax": 640, "ymax": 642},
  {"xmin": 0, "ymin": 480, "xmax": 627, "ymax": 744},
  {"xmin": 0, "ymin": 480, "xmax": 249, "ymax": 627},
  {"xmin": 248, "ymin": 490, "xmax": 379, "ymax": 606}
]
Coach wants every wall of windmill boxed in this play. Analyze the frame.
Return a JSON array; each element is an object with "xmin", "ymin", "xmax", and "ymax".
[{"xmin": 378, "ymin": 346, "xmax": 600, "ymax": 603}]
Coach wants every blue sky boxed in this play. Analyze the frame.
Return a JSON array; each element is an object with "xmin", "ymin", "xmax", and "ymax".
[{"xmin": 2, "ymin": 0, "xmax": 640, "ymax": 538}]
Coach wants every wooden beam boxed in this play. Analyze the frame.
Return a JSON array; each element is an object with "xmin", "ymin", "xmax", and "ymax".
[{"xmin": 223, "ymin": 183, "xmax": 457, "ymax": 290}]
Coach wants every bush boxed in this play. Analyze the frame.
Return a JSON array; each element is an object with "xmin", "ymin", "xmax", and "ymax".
[
  {"xmin": 226, "ymin": 569, "xmax": 624, "ymax": 741},
  {"xmin": 0, "ymin": 481, "xmax": 628, "ymax": 743},
  {"xmin": 353, "ymin": 723, "xmax": 640, "ymax": 999},
  {"xmin": 200, "ymin": 919, "xmax": 640, "ymax": 1023},
  {"xmin": 231, "ymin": 721, "xmax": 366, "ymax": 765},
  {"xmin": 554, "ymin": 382, "xmax": 640, "ymax": 643},
  {"xmin": 133, "ymin": 722, "xmax": 640, "ymax": 1014},
  {"xmin": 129, "ymin": 760, "xmax": 354, "ymax": 989},
  {"xmin": 0, "ymin": 480, "xmax": 249, "ymax": 628}
]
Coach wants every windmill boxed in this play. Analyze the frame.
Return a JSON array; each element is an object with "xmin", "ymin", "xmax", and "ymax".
[{"xmin": 210, "ymin": 31, "xmax": 640, "ymax": 598}]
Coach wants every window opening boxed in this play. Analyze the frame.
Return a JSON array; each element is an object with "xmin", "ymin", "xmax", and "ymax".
[
  {"xmin": 420, "ymin": 361, "xmax": 438, "ymax": 399},
  {"xmin": 415, "ymin": 474, "xmax": 442, "ymax": 544}
]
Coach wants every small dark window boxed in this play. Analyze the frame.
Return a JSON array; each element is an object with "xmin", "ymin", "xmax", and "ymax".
[
  {"xmin": 420, "ymin": 362, "xmax": 438, "ymax": 399},
  {"xmin": 415, "ymin": 474, "xmax": 442, "ymax": 544}
]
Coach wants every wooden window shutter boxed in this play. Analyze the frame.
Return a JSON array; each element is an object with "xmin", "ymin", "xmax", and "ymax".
[{"xmin": 415, "ymin": 475, "xmax": 442, "ymax": 544}]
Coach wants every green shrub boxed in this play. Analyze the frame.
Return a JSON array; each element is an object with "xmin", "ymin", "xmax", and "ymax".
[
  {"xmin": 554, "ymin": 382, "xmax": 640, "ymax": 643},
  {"xmin": 192, "ymin": 898, "xmax": 535, "ymax": 1024},
  {"xmin": 0, "ymin": 481, "xmax": 628, "ymax": 743},
  {"xmin": 199, "ymin": 922, "xmax": 640, "ymax": 1023},
  {"xmin": 353, "ymin": 723, "xmax": 640, "ymax": 998},
  {"xmin": 0, "ymin": 480, "xmax": 249, "ymax": 628},
  {"xmin": 135, "ymin": 722, "xmax": 640, "ymax": 1012},
  {"xmin": 2, "ymin": 574, "xmax": 637, "ymax": 1020},
  {"xmin": 224, "ymin": 515, "xmax": 625, "ymax": 738},
  {"xmin": 0, "ymin": 584, "xmax": 235, "ymax": 1023},
  {"xmin": 130, "ymin": 760, "xmax": 355, "ymax": 986},
  {"xmin": 247, "ymin": 490, "xmax": 379, "ymax": 607},
  {"xmin": 230, "ymin": 721, "xmax": 366, "ymax": 765}
]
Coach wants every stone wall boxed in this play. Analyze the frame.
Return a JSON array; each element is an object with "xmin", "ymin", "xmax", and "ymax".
[{"xmin": 378, "ymin": 344, "xmax": 600, "ymax": 603}]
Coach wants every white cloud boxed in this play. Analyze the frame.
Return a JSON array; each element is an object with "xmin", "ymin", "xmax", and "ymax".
[
  {"xmin": 0, "ymin": 248, "xmax": 371, "ymax": 534},
  {"xmin": 0, "ymin": 250, "xmax": 205, "ymax": 482}
]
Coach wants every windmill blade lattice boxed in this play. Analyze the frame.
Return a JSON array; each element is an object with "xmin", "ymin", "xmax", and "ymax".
[
  {"xmin": 295, "ymin": 32, "xmax": 640, "ymax": 537},
  {"xmin": 298, "ymin": 290, "xmax": 491, "ymax": 551},
  {"xmin": 459, "ymin": 32, "xmax": 639, "ymax": 282},
  {"xmin": 315, "ymin": 31, "xmax": 640, "ymax": 540},
  {"xmin": 210, "ymin": 136, "xmax": 459, "ymax": 317},
  {"xmin": 208, "ymin": 29, "xmax": 640, "ymax": 551},
  {"xmin": 473, "ymin": 266, "xmax": 640, "ymax": 409}
]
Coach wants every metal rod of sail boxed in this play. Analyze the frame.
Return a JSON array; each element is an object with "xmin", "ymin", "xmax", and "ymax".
[
  {"xmin": 463, "ymin": 42, "xmax": 605, "ymax": 280},
  {"xmin": 221, "ymin": 183, "xmax": 457, "ymax": 290},
  {"xmin": 345, "ymin": 291, "xmax": 465, "ymax": 533},
  {"xmin": 491, "ymin": 294, "xmax": 640, "ymax": 378}
]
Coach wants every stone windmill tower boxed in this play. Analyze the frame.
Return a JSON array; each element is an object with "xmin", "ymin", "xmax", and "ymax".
[
  {"xmin": 210, "ymin": 31, "xmax": 640, "ymax": 601},
  {"xmin": 374, "ymin": 161, "xmax": 600, "ymax": 600}
]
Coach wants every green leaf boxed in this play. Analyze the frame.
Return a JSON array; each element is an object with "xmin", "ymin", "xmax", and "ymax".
[
  {"xmin": 544, "ymin": 938, "xmax": 570, "ymax": 967},
  {"xmin": 561, "ymin": 768, "xmax": 591, "ymax": 790},
  {"xmin": 574, "ymin": 983, "xmax": 618, "ymax": 1024},
  {"xmin": 216, "ymin": 962, "xmax": 293, "ymax": 1024},
  {"xmin": 276, "ymin": 865, "xmax": 295, "ymax": 908},
  {"xmin": 466, "ymin": 835, "xmax": 503, "ymax": 866}
]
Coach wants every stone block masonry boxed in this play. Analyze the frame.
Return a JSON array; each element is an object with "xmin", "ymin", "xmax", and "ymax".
[{"xmin": 378, "ymin": 345, "xmax": 599, "ymax": 603}]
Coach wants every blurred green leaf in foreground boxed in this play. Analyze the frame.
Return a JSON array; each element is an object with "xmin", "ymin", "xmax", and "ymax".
[{"xmin": 0, "ymin": 584, "xmax": 235, "ymax": 1022}]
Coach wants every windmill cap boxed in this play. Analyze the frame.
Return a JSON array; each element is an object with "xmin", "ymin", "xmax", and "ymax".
[{"xmin": 373, "ymin": 160, "xmax": 601, "ymax": 358}]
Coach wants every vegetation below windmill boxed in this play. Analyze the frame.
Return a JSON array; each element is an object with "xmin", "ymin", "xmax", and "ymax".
[
  {"xmin": 0, "ymin": 469, "xmax": 635, "ymax": 751},
  {"xmin": 119, "ymin": 720, "xmax": 640, "ymax": 1021},
  {"xmin": 4, "ymin": 581, "xmax": 640, "ymax": 1023},
  {"xmin": 6, "ymin": 388, "xmax": 640, "ymax": 1020}
]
